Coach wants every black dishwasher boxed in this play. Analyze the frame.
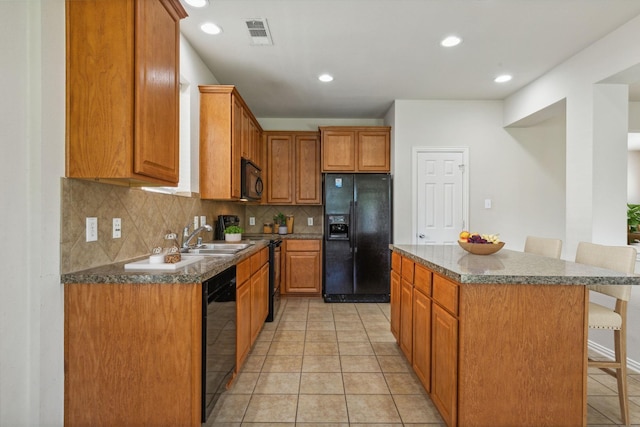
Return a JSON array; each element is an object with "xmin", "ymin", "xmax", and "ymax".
[{"xmin": 202, "ymin": 266, "xmax": 236, "ymax": 423}]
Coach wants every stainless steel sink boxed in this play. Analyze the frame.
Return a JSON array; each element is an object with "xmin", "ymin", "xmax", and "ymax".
[{"xmin": 181, "ymin": 241, "xmax": 254, "ymax": 256}]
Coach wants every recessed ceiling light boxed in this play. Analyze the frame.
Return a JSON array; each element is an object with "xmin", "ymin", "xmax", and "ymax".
[
  {"xmin": 494, "ymin": 74, "xmax": 513, "ymax": 83},
  {"xmin": 318, "ymin": 74, "xmax": 333, "ymax": 82},
  {"xmin": 440, "ymin": 35, "xmax": 462, "ymax": 47},
  {"xmin": 185, "ymin": 0, "xmax": 208, "ymax": 7},
  {"xmin": 201, "ymin": 22, "xmax": 222, "ymax": 35}
]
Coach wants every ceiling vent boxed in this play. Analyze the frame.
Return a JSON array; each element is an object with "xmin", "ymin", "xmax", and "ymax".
[{"xmin": 245, "ymin": 18, "xmax": 273, "ymax": 45}]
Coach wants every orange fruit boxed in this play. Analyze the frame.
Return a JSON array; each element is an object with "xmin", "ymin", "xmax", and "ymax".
[{"xmin": 459, "ymin": 230, "xmax": 470, "ymax": 240}]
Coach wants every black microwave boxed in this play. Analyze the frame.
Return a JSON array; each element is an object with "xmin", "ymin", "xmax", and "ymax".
[{"xmin": 241, "ymin": 158, "xmax": 263, "ymax": 201}]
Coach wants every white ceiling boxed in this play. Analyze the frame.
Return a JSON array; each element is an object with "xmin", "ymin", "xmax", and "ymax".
[{"xmin": 178, "ymin": 0, "xmax": 640, "ymax": 119}]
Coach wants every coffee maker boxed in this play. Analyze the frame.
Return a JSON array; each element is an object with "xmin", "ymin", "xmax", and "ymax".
[{"xmin": 215, "ymin": 215, "xmax": 240, "ymax": 240}]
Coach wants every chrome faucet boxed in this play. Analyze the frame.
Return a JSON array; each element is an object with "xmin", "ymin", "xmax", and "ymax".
[{"xmin": 182, "ymin": 224, "xmax": 213, "ymax": 248}]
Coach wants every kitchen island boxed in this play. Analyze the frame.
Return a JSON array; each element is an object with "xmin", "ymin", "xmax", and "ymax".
[{"xmin": 390, "ymin": 244, "xmax": 640, "ymax": 427}]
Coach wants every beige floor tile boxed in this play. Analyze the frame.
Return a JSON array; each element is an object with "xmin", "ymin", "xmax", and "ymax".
[
  {"xmin": 377, "ymin": 355, "xmax": 411, "ymax": 373},
  {"xmin": 296, "ymin": 395, "xmax": 349, "ymax": 423},
  {"xmin": 261, "ymin": 355, "xmax": 303, "ymax": 372},
  {"xmin": 333, "ymin": 313, "xmax": 361, "ymax": 322},
  {"xmin": 349, "ymin": 424, "xmax": 403, "ymax": 427},
  {"xmin": 209, "ymin": 394, "xmax": 251, "ymax": 423},
  {"xmin": 305, "ymin": 330, "xmax": 338, "ymax": 342},
  {"xmin": 366, "ymin": 330, "xmax": 397, "ymax": 343},
  {"xmin": 308, "ymin": 312, "xmax": 335, "ymax": 322},
  {"xmin": 340, "ymin": 355, "xmax": 381, "ymax": 372},
  {"xmin": 277, "ymin": 321, "xmax": 307, "ymax": 331},
  {"xmin": 280, "ymin": 312, "xmax": 308, "ymax": 321},
  {"xmin": 241, "ymin": 354, "xmax": 266, "ymax": 372},
  {"xmin": 228, "ymin": 372, "xmax": 259, "ymax": 394},
  {"xmin": 371, "ymin": 342, "xmax": 402, "ymax": 356},
  {"xmin": 240, "ymin": 423, "xmax": 294, "ymax": 427},
  {"xmin": 393, "ymin": 394, "xmax": 443, "ymax": 424},
  {"xmin": 256, "ymin": 329, "xmax": 275, "ymax": 341},
  {"xmin": 304, "ymin": 341, "xmax": 339, "ymax": 356},
  {"xmin": 307, "ymin": 321, "xmax": 336, "ymax": 331},
  {"xmin": 343, "ymin": 372, "xmax": 389, "ymax": 394},
  {"xmin": 302, "ymin": 355, "xmax": 342, "ymax": 372},
  {"xmin": 384, "ymin": 372, "xmax": 427, "ymax": 395},
  {"xmin": 338, "ymin": 341, "xmax": 374, "ymax": 355},
  {"xmin": 272, "ymin": 330, "xmax": 306, "ymax": 342},
  {"xmin": 295, "ymin": 424, "xmax": 348, "ymax": 427},
  {"xmin": 268, "ymin": 341, "xmax": 304, "ymax": 356},
  {"xmin": 207, "ymin": 422, "xmax": 241, "ymax": 427},
  {"xmin": 336, "ymin": 329, "xmax": 370, "ymax": 342},
  {"xmin": 243, "ymin": 395, "xmax": 298, "ymax": 423},
  {"xmin": 300, "ymin": 372, "xmax": 345, "ymax": 394},
  {"xmin": 346, "ymin": 394, "xmax": 401, "ymax": 423},
  {"xmin": 334, "ymin": 320, "xmax": 365, "ymax": 331},
  {"xmin": 254, "ymin": 372, "xmax": 301, "ymax": 394},
  {"xmin": 249, "ymin": 341, "xmax": 271, "ymax": 356}
]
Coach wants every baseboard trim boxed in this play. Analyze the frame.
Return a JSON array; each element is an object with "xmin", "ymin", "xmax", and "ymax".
[{"xmin": 588, "ymin": 340, "xmax": 640, "ymax": 374}]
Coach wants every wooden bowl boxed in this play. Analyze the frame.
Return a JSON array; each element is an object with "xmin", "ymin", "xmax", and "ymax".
[{"xmin": 458, "ymin": 241, "xmax": 505, "ymax": 255}]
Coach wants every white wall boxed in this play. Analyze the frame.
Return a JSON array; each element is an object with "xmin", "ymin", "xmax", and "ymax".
[
  {"xmin": 388, "ymin": 100, "xmax": 566, "ymax": 252},
  {"xmin": 1, "ymin": 1, "xmax": 65, "ymax": 425}
]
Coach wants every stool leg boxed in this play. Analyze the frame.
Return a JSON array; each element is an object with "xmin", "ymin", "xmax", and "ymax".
[{"xmin": 614, "ymin": 328, "xmax": 629, "ymax": 425}]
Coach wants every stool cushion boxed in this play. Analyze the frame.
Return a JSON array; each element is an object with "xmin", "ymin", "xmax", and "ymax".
[{"xmin": 588, "ymin": 302, "xmax": 622, "ymax": 329}]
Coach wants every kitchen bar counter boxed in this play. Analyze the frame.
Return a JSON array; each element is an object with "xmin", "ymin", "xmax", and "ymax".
[
  {"xmin": 390, "ymin": 244, "xmax": 640, "ymax": 427},
  {"xmin": 391, "ymin": 243, "xmax": 639, "ymax": 285}
]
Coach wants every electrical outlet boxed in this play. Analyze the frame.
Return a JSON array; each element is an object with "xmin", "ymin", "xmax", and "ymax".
[
  {"xmin": 484, "ymin": 199, "xmax": 492, "ymax": 209},
  {"xmin": 193, "ymin": 216, "xmax": 199, "ymax": 229},
  {"xmin": 307, "ymin": 217, "xmax": 313, "ymax": 226},
  {"xmin": 249, "ymin": 217, "xmax": 255, "ymax": 226},
  {"xmin": 113, "ymin": 218, "xmax": 121, "ymax": 239},
  {"xmin": 200, "ymin": 215, "xmax": 207, "ymax": 226},
  {"xmin": 86, "ymin": 217, "xmax": 98, "ymax": 242}
]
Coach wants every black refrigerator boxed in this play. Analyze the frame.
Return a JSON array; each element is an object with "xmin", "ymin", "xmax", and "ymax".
[{"xmin": 323, "ymin": 173, "xmax": 392, "ymax": 302}]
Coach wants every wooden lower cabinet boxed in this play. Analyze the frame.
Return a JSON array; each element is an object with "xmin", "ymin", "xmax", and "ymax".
[
  {"xmin": 283, "ymin": 239, "xmax": 322, "ymax": 295},
  {"xmin": 412, "ymin": 288, "xmax": 431, "ymax": 392},
  {"xmin": 236, "ymin": 276, "xmax": 252, "ymax": 369},
  {"xmin": 64, "ymin": 283, "xmax": 202, "ymax": 427},
  {"xmin": 399, "ymin": 277, "xmax": 413, "ymax": 362},
  {"xmin": 431, "ymin": 303, "xmax": 458, "ymax": 427},
  {"xmin": 390, "ymin": 269, "xmax": 401, "ymax": 340}
]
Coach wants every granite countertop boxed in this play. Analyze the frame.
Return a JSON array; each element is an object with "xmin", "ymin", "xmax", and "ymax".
[
  {"xmin": 391, "ymin": 244, "xmax": 640, "ymax": 286},
  {"xmin": 62, "ymin": 240, "xmax": 270, "ymax": 285}
]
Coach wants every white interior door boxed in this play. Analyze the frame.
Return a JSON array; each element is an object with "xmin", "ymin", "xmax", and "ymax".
[{"xmin": 414, "ymin": 148, "xmax": 468, "ymax": 244}]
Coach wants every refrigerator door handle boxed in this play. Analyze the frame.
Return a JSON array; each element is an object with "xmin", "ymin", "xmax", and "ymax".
[
  {"xmin": 349, "ymin": 201, "xmax": 354, "ymax": 252},
  {"xmin": 352, "ymin": 201, "xmax": 358, "ymax": 253}
]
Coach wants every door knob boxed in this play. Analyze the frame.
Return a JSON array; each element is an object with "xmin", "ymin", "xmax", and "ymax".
[{"xmin": 419, "ymin": 234, "xmax": 425, "ymax": 239}]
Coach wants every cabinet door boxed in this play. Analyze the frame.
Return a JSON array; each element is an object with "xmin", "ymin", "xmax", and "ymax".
[
  {"xmin": 133, "ymin": 0, "xmax": 181, "ymax": 183},
  {"xmin": 322, "ymin": 130, "xmax": 356, "ymax": 171},
  {"xmin": 250, "ymin": 272, "xmax": 263, "ymax": 343},
  {"xmin": 295, "ymin": 133, "xmax": 321, "ymax": 204},
  {"xmin": 285, "ymin": 251, "xmax": 321, "ymax": 294},
  {"xmin": 356, "ymin": 130, "xmax": 390, "ymax": 172},
  {"xmin": 390, "ymin": 270, "xmax": 401, "ymax": 341},
  {"xmin": 260, "ymin": 263, "xmax": 269, "ymax": 322},
  {"xmin": 267, "ymin": 134, "xmax": 294, "ymax": 204},
  {"xmin": 431, "ymin": 303, "xmax": 458, "ymax": 427},
  {"xmin": 413, "ymin": 289, "xmax": 431, "ymax": 392},
  {"xmin": 231, "ymin": 98, "xmax": 243, "ymax": 199},
  {"xmin": 400, "ymin": 278, "xmax": 413, "ymax": 362},
  {"xmin": 236, "ymin": 280, "xmax": 252, "ymax": 370}
]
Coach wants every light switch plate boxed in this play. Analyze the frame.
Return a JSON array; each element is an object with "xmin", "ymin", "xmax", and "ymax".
[
  {"xmin": 307, "ymin": 217, "xmax": 313, "ymax": 226},
  {"xmin": 86, "ymin": 217, "xmax": 98, "ymax": 242},
  {"xmin": 200, "ymin": 215, "xmax": 207, "ymax": 226},
  {"xmin": 113, "ymin": 218, "xmax": 121, "ymax": 239},
  {"xmin": 484, "ymin": 199, "xmax": 492, "ymax": 209},
  {"xmin": 249, "ymin": 217, "xmax": 255, "ymax": 226}
]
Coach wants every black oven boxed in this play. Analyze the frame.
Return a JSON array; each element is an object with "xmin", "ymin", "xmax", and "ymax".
[{"xmin": 202, "ymin": 266, "xmax": 236, "ymax": 422}]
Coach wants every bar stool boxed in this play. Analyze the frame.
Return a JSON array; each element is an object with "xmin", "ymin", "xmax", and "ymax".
[
  {"xmin": 523, "ymin": 236, "xmax": 562, "ymax": 258},
  {"xmin": 575, "ymin": 241, "xmax": 636, "ymax": 426}
]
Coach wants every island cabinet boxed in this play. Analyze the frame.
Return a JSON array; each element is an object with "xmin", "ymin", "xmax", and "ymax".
[
  {"xmin": 64, "ymin": 282, "xmax": 202, "ymax": 427},
  {"xmin": 320, "ymin": 126, "xmax": 391, "ymax": 172},
  {"xmin": 283, "ymin": 239, "xmax": 322, "ymax": 295},
  {"xmin": 399, "ymin": 257, "xmax": 415, "ymax": 362},
  {"xmin": 199, "ymin": 85, "xmax": 263, "ymax": 200},
  {"xmin": 236, "ymin": 247, "xmax": 269, "ymax": 370},
  {"xmin": 66, "ymin": 0, "xmax": 187, "ymax": 186},
  {"xmin": 265, "ymin": 131, "xmax": 322, "ymax": 205},
  {"xmin": 391, "ymin": 245, "xmax": 592, "ymax": 427}
]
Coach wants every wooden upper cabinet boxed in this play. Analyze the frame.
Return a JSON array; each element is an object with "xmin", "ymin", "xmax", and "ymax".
[
  {"xmin": 66, "ymin": 0, "xmax": 187, "ymax": 186},
  {"xmin": 265, "ymin": 131, "xmax": 321, "ymax": 205},
  {"xmin": 199, "ymin": 85, "xmax": 263, "ymax": 200},
  {"xmin": 320, "ymin": 126, "xmax": 391, "ymax": 172}
]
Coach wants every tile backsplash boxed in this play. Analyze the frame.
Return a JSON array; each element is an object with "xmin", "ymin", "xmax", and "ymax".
[{"xmin": 60, "ymin": 178, "xmax": 323, "ymax": 273}]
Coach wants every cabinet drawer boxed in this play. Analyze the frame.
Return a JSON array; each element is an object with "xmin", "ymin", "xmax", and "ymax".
[
  {"xmin": 391, "ymin": 251, "xmax": 401, "ymax": 272},
  {"xmin": 414, "ymin": 264, "xmax": 432, "ymax": 296},
  {"xmin": 250, "ymin": 252, "xmax": 262, "ymax": 275},
  {"xmin": 237, "ymin": 258, "xmax": 251, "ymax": 285},
  {"xmin": 260, "ymin": 246, "xmax": 269, "ymax": 266},
  {"xmin": 401, "ymin": 257, "xmax": 414, "ymax": 283},
  {"xmin": 433, "ymin": 274, "xmax": 458, "ymax": 315},
  {"xmin": 286, "ymin": 239, "xmax": 320, "ymax": 251}
]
